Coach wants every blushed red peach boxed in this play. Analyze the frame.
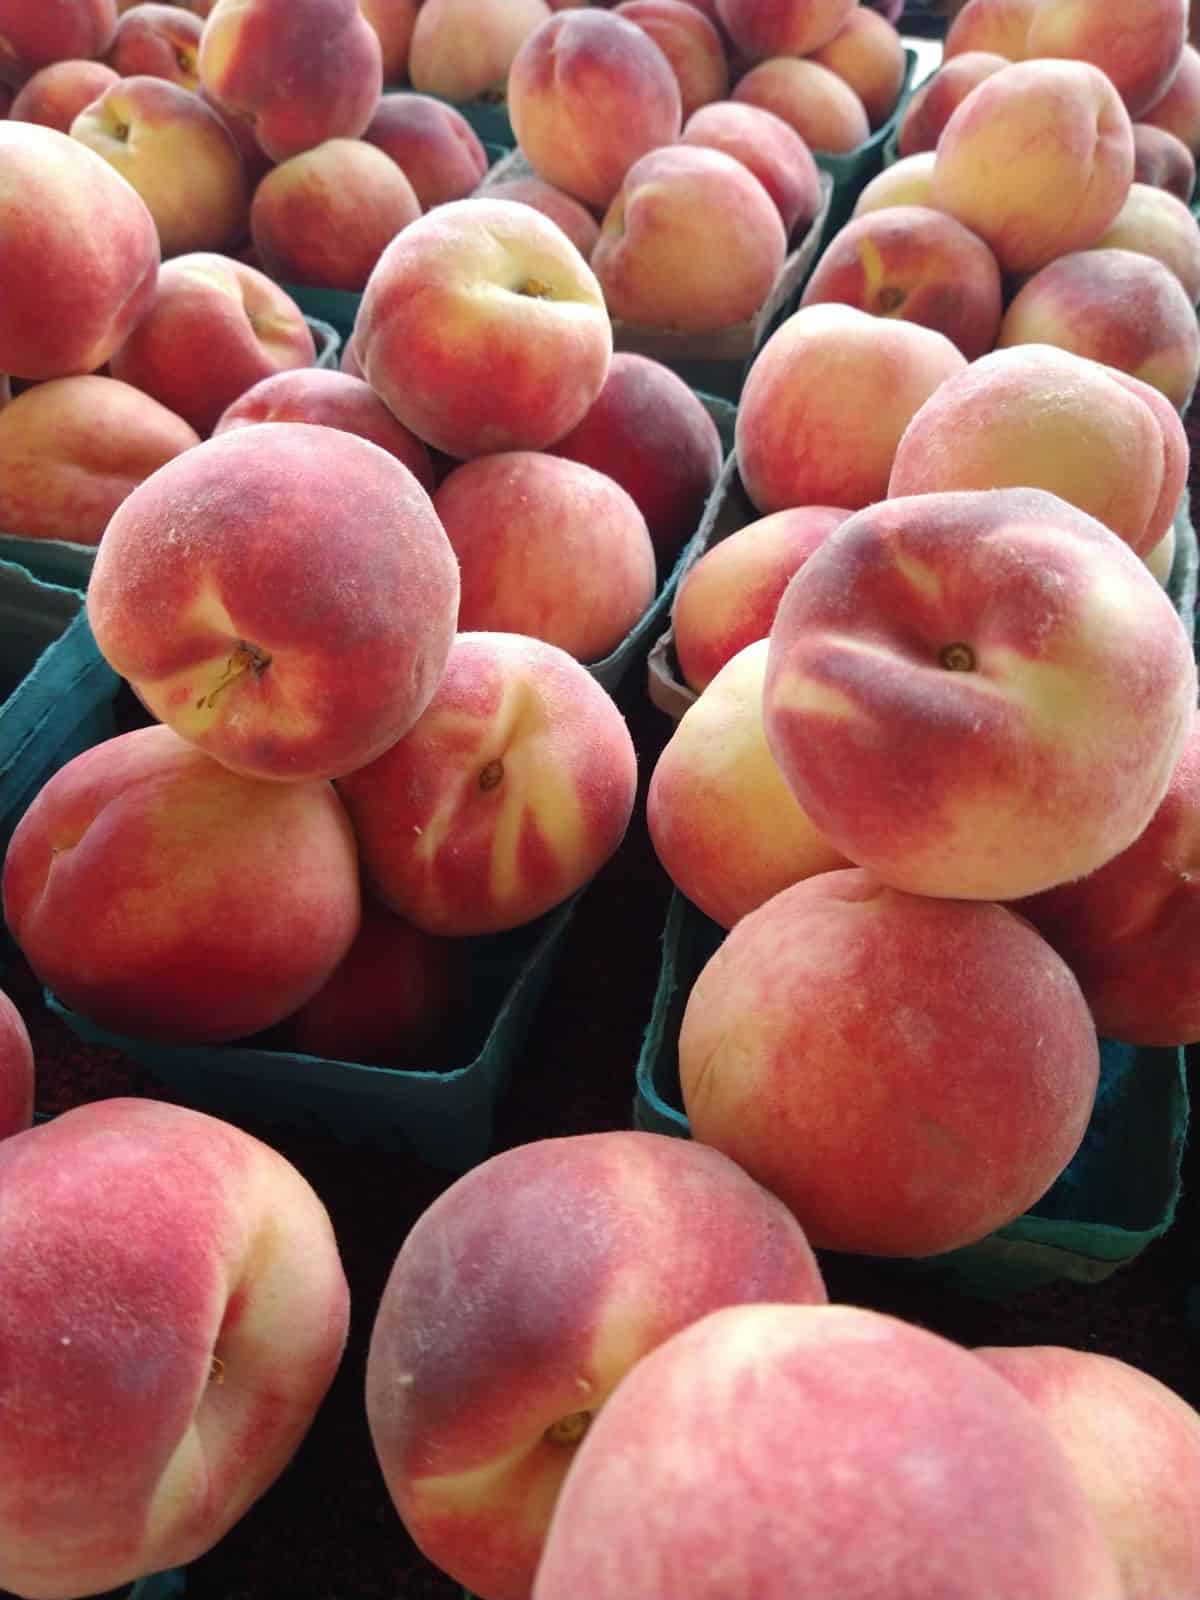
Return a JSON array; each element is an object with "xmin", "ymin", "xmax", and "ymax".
[
  {"xmin": 715, "ymin": 0, "xmax": 854, "ymax": 58},
  {"xmin": 612, "ymin": 0, "xmax": 728, "ymax": 120},
  {"xmin": 106, "ymin": 3, "xmax": 203, "ymax": 88},
  {"xmin": 680, "ymin": 100, "xmax": 821, "ymax": 238},
  {"xmin": 1094, "ymin": 179, "xmax": 1200, "ymax": 301},
  {"xmin": 942, "ymin": 0, "xmax": 1036, "ymax": 60},
  {"xmin": 358, "ymin": 0, "xmax": 418, "ymax": 82},
  {"xmin": 7, "ymin": 59, "xmax": 120, "ymax": 131},
  {"xmin": 0, "ymin": 987, "xmax": 33, "ymax": 1142},
  {"xmin": 1141, "ymin": 42, "xmax": 1200, "ymax": 152},
  {"xmin": 362, "ymin": 92, "xmax": 489, "ymax": 210},
  {"xmin": 1025, "ymin": 0, "xmax": 1186, "ymax": 118},
  {"xmin": 408, "ymin": 0, "xmax": 550, "ymax": 101},
  {"xmin": 1133, "ymin": 121, "xmax": 1196, "ymax": 200},
  {"xmin": 0, "ymin": 0, "xmax": 117, "ymax": 81},
  {"xmin": 479, "ymin": 174, "xmax": 600, "ymax": 258},
  {"xmin": 732, "ymin": 57, "xmax": 870, "ymax": 154},
  {"xmin": 805, "ymin": 4, "xmax": 908, "ymax": 130},
  {"xmin": 896, "ymin": 49, "xmax": 1009, "ymax": 156}
]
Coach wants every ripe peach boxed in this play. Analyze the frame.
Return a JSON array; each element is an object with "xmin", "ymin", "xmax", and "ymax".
[
  {"xmin": 763, "ymin": 488, "xmax": 1197, "ymax": 900},
  {"xmin": 507, "ymin": 9, "xmax": 682, "ymax": 211},
  {"xmin": 106, "ymin": 3, "xmax": 203, "ymax": 88},
  {"xmin": 941, "ymin": 0, "xmax": 1036, "ymax": 60},
  {"xmin": 0, "ymin": 0, "xmax": 117, "ymax": 82},
  {"xmin": 612, "ymin": 0, "xmax": 728, "ymax": 120},
  {"xmin": 735, "ymin": 302, "xmax": 966, "ymax": 514},
  {"xmin": 86, "ymin": 424, "xmax": 460, "ymax": 783},
  {"xmin": 1141, "ymin": 41, "xmax": 1200, "ymax": 152},
  {"xmin": 732, "ymin": 57, "xmax": 870, "ymax": 154},
  {"xmin": 1093, "ymin": 180, "xmax": 1200, "ymax": 302},
  {"xmin": 359, "ymin": 0, "xmax": 418, "ymax": 82},
  {"xmin": 7, "ymin": 59, "xmax": 120, "ymax": 131},
  {"xmin": 680, "ymin": 101, "xmax": 821, "ymax": 238},
  {"xmin": 408, "ymin": 0, "xmax": 550, "ymax": 101},
  {"xmin": 479, "ymin": 174, "xmax": 600, "ymax": 258},
  {"xmin": 895, "ymin": 49, "xmax": 1009, "ymax": 157},
  {"xmin": 851, "ymin": 148, "xmax": 935, "ymax": 213},
  {"xmin": 0, "ymin": 987, "xmax": 33, "ymax": 1143},
  {"xmin": 366, "ymin": 1132, "xmax": 827, "ymax": 1600},
  {"xmin": 337, "ymin": 631, "xmax": 638, "ymax": 936},
  {"xmin": 1025, "ymin": 0, "xmax": 1186, "ymax": 119},
  {"xmin": 1132, "ymin": 120, "xmax": 1196, "ymax": 200},
  {"xmin": 715, "ymin": 0, "xmax": 854, "ymax": 59},
  {"xmin": 362, "ymin": 92, "xmax": 489, "ymax": 210},
  {"xmin": 806, "ymin": 4, "xmax": 908, "ymax": 129}
]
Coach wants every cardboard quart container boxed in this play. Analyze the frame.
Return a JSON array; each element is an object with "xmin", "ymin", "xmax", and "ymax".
[
  {"xmin": 0, "ymin": 317, "xmax": 342, "ymax": 593},
  {"xmin": 633, "ymin": 888, "xmax": 1191, "ymax": 1299}
]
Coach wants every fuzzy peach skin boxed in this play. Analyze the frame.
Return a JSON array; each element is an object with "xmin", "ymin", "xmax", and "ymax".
[
  {"xmin": 648, "ymin": 641, "xmax": 850, "ymax": 927},
  {"xmin": 732, "ymin": 57, "xmax": 870, "ymax": 154},
  {"xmin": 851, "ymin": 148, "xmax": 935, "ymax": 213},
  {"xmin": 0, "ymin": 376, "xmax": 199, "ymax": 544},
  {"xmin": 679, "ymin": 101, "xmax": 821, "ymax": 238},
  {"xmin": 359, "ymin": 0, "xmax": 417, "ymax": 82},
  {"xmin": 1094, "ymin": 180, "xmax": 1200, "ymax": 302},
  {"xmin": 87, "ymin": 424, "xmax": 459, "ymax": 783},
  {"xmin": 2, "ymin": 725, "xmax": 364, "ymax": 1041},
  {"xmin": 715, "ymin": 0, "xmax": 853, "ymax": 59},
  {"xmin": 0, "ymin": 987, "xmax": 33, "ymax": 1143},
  {"xmin": 198, "ymin": 0, "xmax": 383, "ymax": 163},
  {"xmin": 1014, "ymin": 718, "xmax": 1200, "ymax": 1045},
  {"xmin": 931, "ymin": 59, "xmax": 1135, "ymax": 276},
  {"xmin": 679, "ymin": 869, "xmax": 1102, "ymax": 1254},
  {"xmin": 409, "ymin": 0, "xmax": 550, "ymax": 101},
  {"xmin": 213, "ymin": 368, "xmax": 434, "ymax": 489},
  {"xmin": 806, "ymin": 4, "xmax": 907, "ymax": 129},
  {"xmin": 612, "ymin": 0, "xmax": 728, "ymax": 120},
  {"xmin": 363, "ymin": 92, "xmax": 488, "ymax": 210},
  {"xmin": 1141, "ymin": 42, "xmax": 1200, "ymax": 152},
  {"xmin": 1024, "ymin": 0, "xmax": 1186, "ymax": 119},
  {"xmin": 0, "ymin": 122, "xmax": 159, "ymax": 381},
  {"xmin": 593, "ymin": 144, "xmax": 787, "ymax": 334},
  {"xmin": 107, "ymin": 3, "xmax": 204, "ymax": 86},
  {"xmin": 480, "ymin": 175, "xmax": 600, "ymax": 259},
  {"xmin": 0, "ymin": 0, "xmax": 117, "ymax": 82},
  {"xmin": 548, "ymin": 352, "xmax": 722, "ymax": 566},
  {"xmin": 70, "ymin": 73, "xmax": 248, "ymax": 258},
  {"xmin": 1133, "ymin": 121, "xmax": 1196, "ymax": 200},
  {"xmin": 1144, "ymin": 518, "xmax": 1177, "ymax": 584},
  {"xmin": 337, "ymin": 631, "xmax": 637, "ymax": 935},
  {"xmin": 941, "ymin": 0, "xmax": 1036, "ymax": 60},
  {"xmin": 763, "ymin": 489, "xmax": 1198, "ymax": 901},
  {"xmin": 355, "ymin": 197, "xmax": 612, "ymax": 459},
  {"xmin": 250, "ymin": 138, "xmax": 421, "ymax": 292},
  {"xmin": 365, "ymin": 1131, "xmax": 828, "ymax": 1600},
  {"xmin": 433, "ymin": 452, "xmax": 656, "ymax": 663},
  {"xmin": 673, "ymin": 506, "xmax": 850, "ymax": 693},
  {"xmin": 887, "ymin": 346, "xmax": 1187, "ymax": 558},
  {"xmin": 7, "ymin": 58, "xmax": 119, "ymax": 130},
  {"xmin": 281, "ymin": 899, "xmax": 471, "ymax": 1066},
  {"xmin": 533, "ymin": 1304, "xmax": 1124, "ymax": 1600},
  {"xmin": 507, "ymin": 10, "xmax": 682, "ymax": 211},
  {"xmin": 0, "ymin": 1096, "xmax": 349, "ymax": 1600},
  {"xmin": 976, "ymin": 1346, "xmax": 1200, "ymax": 1600},
  {"xmin": 997, "ymin": 247, "xmax": 1200, "ymax": 410},
  {"xmin": 895, "ymin": 49, "xmax": 1009, "ymax": 156},
  {"xmin": 799, "ymin": 204, "xmax": 1003, "ymax": 362},
  {"xmin": 108, "ymin": 251, "xmax": 316, "ymax": 437},
  {"xmin": 734, "ymin": 302, "xmax": 966, "ymax": 514}
]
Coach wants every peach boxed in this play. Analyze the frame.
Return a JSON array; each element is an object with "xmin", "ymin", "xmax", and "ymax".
[
  {"xmin": 799, "ymin": 204, "xmax": 1003, "ymax": 361},
  {"xmin": 932, "ymin": 59, "xmax": 1135, "ymax": 276},
  {"xmin": 673, "ymin": 506, "xmax": 850, "ymax": 692},
  {"xmin": 281, "ymin": 899, "xmax": 470, "ymax": 1066},
  {"xmin": 7, "ymin": 58, "xmax": 120, "ymax": 131},
  {"xmin": 1015, "ymin": 717, "xmax": 1200, "ymax": 1045},
  {"xmin": 0, "ymin": 375, "xmax": 198, "ymax": 544},
  {"xmin": 409, "ymin": 0, "xmax": 550, "ymax": 101},
  {"xmin": 763, "ymin": 489, "xmax": 1197, "ymax": 900},
  {"xmin": 212, "ymin": 368, "xmax": 434, "ymax": 489},
  {"xmin": 106, "ymin": 2, "xmax": 203, "ymax": 87},
  {"xmin": 2, "ymin": 725, "xmax": 363, "ymax": 1041},
  {"xmin": 679, "ymin": 101, "xmax": 821, "ymax": 238},
  {"xmin": 0, "ymin": 0, "xmax": 117, "ymax": 82},
  {"xmin": 534, "ymin": 1304, "xmax": 1124, "ymax": 1600},
  {"xmin": 1141, "ymin": 41, "xmax": 1200, "ymax": 152},
  {"xmin": 851, "ymin": 148, "xmax": 935, "ymax": 213},
  {"xmin": 593, "ymin": 144, "xmax": 786, "ymax": 333},
  {"xmin": 0, "ymin": 1096, "xmax": 349, "ymax": 1598},
  {"xmin": 731, "ymin": 57, "xmax": 870, "ymax": 154},
  {"xmin": 479, "ymin": 174, "xmax": 600, "ymax": 258},
  {"xmin": 108, "ymin": 251, "xmax": 317, "ymax": 437},
  {"xmin": 895, "ymin": 49, "xmax": 1009, "ymax": 157},
  {"xmin": 362, "ymin": 91, "xmax": 489, "ymax": 210},
  {"xmin": 1025, "ymin": 0, "xmax": 1186, "ymax": 119},
  {"xmin": 250, "ymin": 137, "xmax": 421, "ymax": 292},
  {"xmin": 976, "ymin": 1345, "xmax": 1200, "ymax": 1600},
  {"xmin": 1133, "ymin": 120, "xmax": 1196, "ymax": 199},
  {"xmin": 359, "ymin": 0, "xmax": 418, "ymax": 83},
  {"xmin": 648, "ymin": 640, "xmax": 850, "ymax": 927},
  {"xmin": 942, "ymin": 0, "xmax": 1036, "ymax": 60},
  {"xmin": 998, "ymin": 247, "xmax": 1200, "ymax": 410},
  {"xmin": 0, "ymin": 121, "xmax": 159, "ymax": 381},
  {"xmin": 366, "ymin": 1132, "xmax": 828, "ymax": 1600},
  {"xmin": 548, "ymin": 351, "xmax": 723, "ymax": 565},
  {"xmin": 507, "ymin": 10, "xmax": 682, "ymax": 211},
  {"xmin": 433, "ymin": 452, "xmax": 656, "ymax": 662},
  {"xmin": 70, "ymin": 73, "xmax": 248, "ymax": 258},
  {"xmin": 337, "ymin": 631, "xmax": 638, "ymax": 935},
  {"xmin": 679, "ymin": 870, "xmax": 1102, "ymax": 1254},
  {"xmin": 0, "ymin": 986, "xmax": 33, "ymax": 1142},
  {"xmin": 1094, "ymin": 180, "xmax": 1200, "ymax": 302},
  {"xmin": 735, "ymin": 302, "xmax": 967, "ymax": 514},
  {"xmin": 355, "ymin": 197, "xmax": 612, "ymax": 459},
  {"xmin": 86, "ymin": 424, "xmax": 460, "ymax": 783},
  {"xmin": 715, "ymin": 0, "xmax": 854, "ymax": 59},
  {"xmin": 888, "ymin": 345, "xmax": 1188, "ymax": 557},
  {"xmin": 1144, "ymin": 517, "xmax": 1177, "ymax": 584},
  {"xmin": 612, "ymin": 0, "xmax": 728, "ymax": 120},
  {"xmin": 198, "ymin": 0, "xmax": 383, "ymax": 163},
  {"xmin": 806, "ymin": 4, "xmax": 908, "ymax": 130}
]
